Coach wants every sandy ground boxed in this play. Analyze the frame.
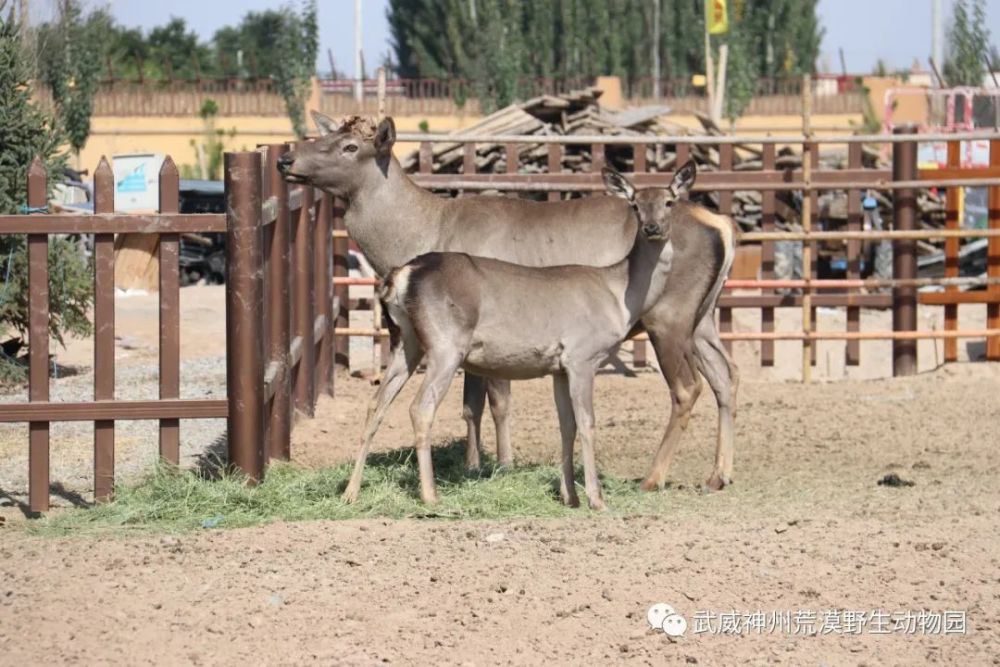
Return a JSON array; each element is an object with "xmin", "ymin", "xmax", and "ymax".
[
  {"xmin": 3, "ymin": 357, "xmax": 1000, "ymax": 665},
  {"xmin": 2, "ymin": 285, "xmax": 999, "ymax": 664}
]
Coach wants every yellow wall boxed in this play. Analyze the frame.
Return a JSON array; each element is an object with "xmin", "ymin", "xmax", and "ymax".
[
  {"xmin": 77, "ymin": 111, "xmax": 864, "ymax": 174},
  {"xmin": 79, "ymin": 114, "xmax": 488, "ymax": 172}
]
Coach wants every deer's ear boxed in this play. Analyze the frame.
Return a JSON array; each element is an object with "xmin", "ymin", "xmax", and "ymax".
[
  {"xmin": 311, "ymin": 111, "xmax": 339, "ymax": 137},
  {"xmin": 669, "ymin": 159, "xmax": 697, "ymax": 196},
  {"xmin": 374, "ymin": 117, "xmax": 396, "ymax": 157},
  {"xmin": 602, "ymin": 167, "xmax": 635, "ymax": 202}
]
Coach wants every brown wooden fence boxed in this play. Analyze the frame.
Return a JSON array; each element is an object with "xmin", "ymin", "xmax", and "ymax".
[
  {"xmin": 3, "ymin": 132, "xmax": 999, "ymax": 514},
  {"xmin": 332, "ymin": 129, "xmax": 1000, "ymax": 376},
  {"xmin": 0, "ymin": 147, "xmax": 336, "ymax": 514}
]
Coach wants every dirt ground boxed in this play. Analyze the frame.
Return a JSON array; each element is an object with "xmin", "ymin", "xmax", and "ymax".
[{"xmin": 3, "ymin": 357, "xmax": 1000, "ymax": 665}]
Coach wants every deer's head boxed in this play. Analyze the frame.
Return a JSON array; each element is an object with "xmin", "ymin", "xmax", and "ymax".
[
  {"xmin": 602, "ymin": 160, "xmax": 697, "ymax": 241},
  {"xmin": 277, "ymin": 112, "xmax": 396, "ymax": 197}
]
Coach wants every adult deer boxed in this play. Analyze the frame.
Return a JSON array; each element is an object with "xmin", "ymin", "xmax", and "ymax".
[
  {"xmin": 343, "ymin": 165, "xmax": 686, "ymax": 508},
  {"xmin": 278, "ymin": 113, "xmax": 738, "ymax": 490}
]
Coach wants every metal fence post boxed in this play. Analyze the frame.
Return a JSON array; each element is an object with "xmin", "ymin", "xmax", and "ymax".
[
  {"xmin": 225, "ymin": 151, "xmax": 265, "ymax": 481},
  {"xmin": 265, "ymin": 144, "xmax": 293, "ymax": 460},
  {"xmin": 892, "ymin": 125, "xmax": 919, "ymax": 376}
]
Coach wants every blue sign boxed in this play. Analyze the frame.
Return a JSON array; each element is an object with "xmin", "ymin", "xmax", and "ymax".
[{"xmin": 117, "ymin": 164, "xmax": 147, "ymax": 193}]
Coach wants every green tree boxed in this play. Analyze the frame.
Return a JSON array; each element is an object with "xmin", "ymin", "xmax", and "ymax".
[
  {"xmin": 0, "ymin": 3, "xmax": 91, "ymax": 384},
  {"xmin": 274, "ymin": 1, "xmax": 318, "ymax": 138},
  {"xmin": 387, "ymin": 0, "xmax": 822, "ymax": 114},
  {"xmin": 34, "ymin": 1, "xmax": 109, "ymax": 157},
  {"xmin": 943, "ymin": 0, "xmax": 991, "ymax": 86},
  {"xmin": 147, "ymin": 17, "xmax": 214, "ymax": 79},
  {"xmin": 212, "ymin": 10, "xmax": 289, "ymax": 78}
]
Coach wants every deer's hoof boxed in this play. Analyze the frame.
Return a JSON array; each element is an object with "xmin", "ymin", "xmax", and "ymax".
[
  {"xmin": 588, "ymin": 497, "xmax": 608, "ymax": 512},
  {"xmin": 704, "ymin": 474, "xmax": 732, "ymax": 492},
  {"xmin": 639, "ymin": 478, "xmax": 662, "ymax": 493},
  {"xmin": 342, "ymin": 485, "xmax": 360, "ymax": 504}
]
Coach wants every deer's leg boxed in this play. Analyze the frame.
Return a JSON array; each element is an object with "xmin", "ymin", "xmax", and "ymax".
[
  {"xmin": 694, "ymin": 314, "xmax": 739, "ymax": 491},
  {"xmin": 486, "ymin": 378, "xmax": 513, "ymax": 466},
  {"xmin": 410, "ymin": 351, "xmax": 463, "ymax": 505},
  {"xmin": 344, "ymin": 339, "xmax": 423, "ymax": 503},
  {"xmin": 552, "ymin": 374, "xmax": 579, "ymax": 507},
  {"xmin": 641, "ymin": 328, "xmax": 702, "ymax": 491},
  {"xmin": 461, "ymin": 374, "xmax": 486, "ymax": 470},
  {"xmin": 566, "ymin": 368, "xmax": 605, "ymax": 511}
]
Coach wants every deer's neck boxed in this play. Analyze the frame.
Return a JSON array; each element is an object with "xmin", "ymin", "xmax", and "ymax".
[
  {"xmin": 619, "ymin": 234, "xmax": 673, "ymax": 329},
  {"xmin": 342, "ymin": 159, "xmax": 446, "ymax": 276}
]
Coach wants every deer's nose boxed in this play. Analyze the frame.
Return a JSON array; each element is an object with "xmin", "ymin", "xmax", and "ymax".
[
  {"xmin": 277, "ymin": 153, "xmax": 295, "ymax": 173},
  {"xmin": 642, "ymin": 224, "xmax": 660, "ymax": 236}
]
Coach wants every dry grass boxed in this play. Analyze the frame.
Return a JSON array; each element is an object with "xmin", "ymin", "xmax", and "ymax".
[{"xmin": 26, "ymin": 440, "xmax": 693, "ymax": 536}]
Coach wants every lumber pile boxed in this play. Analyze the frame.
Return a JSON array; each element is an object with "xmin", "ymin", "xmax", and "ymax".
[{"xmin": 402, "ymin": 88, "xmax": 952, "ymax": 265}]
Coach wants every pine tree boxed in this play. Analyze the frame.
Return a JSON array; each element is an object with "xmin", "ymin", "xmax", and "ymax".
[
  {"xmin": 0, "ymin": 3, "xmax": 91, "ymax": 384},
  {"xmin": 34, "ymin": 1, "xmax": 108, "ymax": 157}
]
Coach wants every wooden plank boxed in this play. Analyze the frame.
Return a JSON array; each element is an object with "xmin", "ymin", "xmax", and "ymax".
[
  {"xmin": 760, "ymin": 144, "xmax": 775, "ymax": 366},
  {"xmin": 944, "ymin": 141, "xmax": 961, "ymax": 361},
  {"xmin": 590, "ymin": 143, "xmax": 605, "ymax": 172},
  {"xmin": 918, "ymin": 166, "xmax": 1000, "ymax": 180},
  {"xmin": 0, "ymin": 400, "xmax": 229, "ymax": 423},
  {"xmin": 407, "ymin": 169, "xmax": 894, "ymax": 192},
  {"xmin": 989, "ymin": 140, "xmax": 1000, "ymax": 360},
  {"xmin": 92, "ymin": 159, "xmax": 116, "ymax": 501},
  {"xmin": 846, "ymin": 143, "xmax": 862, "ymax": 366},
  {"xmin": 547, "ymin": 144, "xmax": 562, "ymax": 202},
  {"xmin": 719, "ymin": 293, "xmax": 892, "ymax": 308},
  {"xmin": 719, "ymin": 143, "xmax": 734, "ymax": 355},
  {"xmin": 0, "ymin": 213, "xmax": 228, "ymax": 234},
  {"xmin": 631, "ymin": 141, "xmax": 647, "ymax": 367},
  {"xmin": 27, "ymin": 159, "xmax": 49, "ymax": 514},
  {"xmin": 920, "ymin": 291, "xmax": 999, "ymax": 305},
  {"xmin": 158, "ymin": 159, "xmax": 181, "ymax": 464}
]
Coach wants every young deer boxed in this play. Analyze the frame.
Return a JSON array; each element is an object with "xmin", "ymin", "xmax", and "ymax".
[
  {"xmin": 342, "ymin": 163, "xmax": 696, "ymax": 510},
  {"xmin": 279, "ymin": 113, "xmax": 739, "ymax": 492}
]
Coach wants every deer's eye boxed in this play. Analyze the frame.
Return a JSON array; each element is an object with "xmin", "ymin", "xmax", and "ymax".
[{"xmin": 344, "ymin": 144, "xmax": 359, "ymax": 153}]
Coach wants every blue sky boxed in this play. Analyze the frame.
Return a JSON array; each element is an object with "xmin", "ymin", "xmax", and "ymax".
[{"xmin": 29, "ymin": 0, "xmax": 1000, "ymax": 76}]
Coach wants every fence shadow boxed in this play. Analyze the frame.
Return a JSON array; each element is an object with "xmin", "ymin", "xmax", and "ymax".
[
  {"xmin": 49, "ymin": 482, "xmax": 91, "ymax": 509},
  {"xmin": 194, "ymin": 432, "xmax": 231, "ymax": 481}
]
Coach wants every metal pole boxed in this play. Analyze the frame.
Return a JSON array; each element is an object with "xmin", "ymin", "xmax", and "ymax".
[
  {"xmin": 377, "ymin": 67, "xmax": 386, "ymax": 119},
  {"xmin": 354, "ymin": 0, "xmax": 363, "ymax": 103},
  {"xmin": 224, "ymin": 151, "xmax": 265, "ymax": 481},
  {"xmin": 892, "ymin": 125, "xmax": 919, "ymax": 376},
  {"xmin": 931, "ymin": 0, "xmax": 943, "ymax": 82}
]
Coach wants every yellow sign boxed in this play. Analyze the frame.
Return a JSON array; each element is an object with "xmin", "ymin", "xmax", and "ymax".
[
  {"xmin": 691, "ymin": 74, "xmax": 707, "ymax": 87},
  {"xmin": 707, "ymin": 0, "xmax": 728, "ymax": 35}
]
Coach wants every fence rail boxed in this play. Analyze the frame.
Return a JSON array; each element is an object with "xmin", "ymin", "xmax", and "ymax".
[
  {"xmin": 332, "ymin": 130, "xmax": 1000, "ymax": 378},
  {"xmin": 3, "ymin": 132, "xmax": 999, "ymax": 513},
  {"xmin": 31, "ymin": 75, "xmax": 870, "ymax": 118},
  {"xmin": 0, "ymin": 148, "xmax": 337, "ymax": 513}
]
